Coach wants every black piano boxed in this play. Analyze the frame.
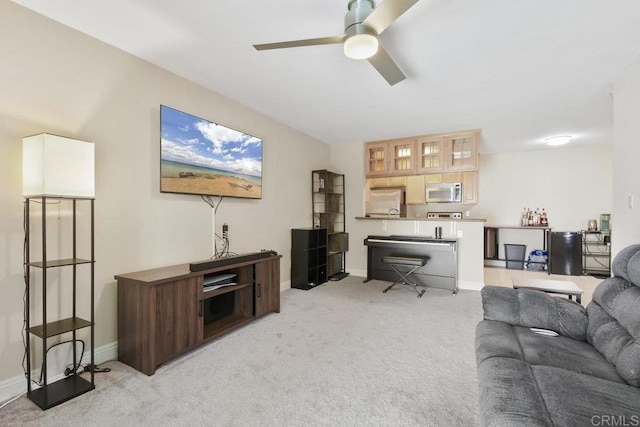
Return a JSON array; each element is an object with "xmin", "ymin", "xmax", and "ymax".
[{"xmin": 363, "ymin": 235, "xmax": 458, "ymax": 294}]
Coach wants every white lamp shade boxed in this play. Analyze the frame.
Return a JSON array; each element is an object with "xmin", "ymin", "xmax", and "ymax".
[{"xmin": 23, "ymin": 133, "xmax": 95, "ymax": 198}]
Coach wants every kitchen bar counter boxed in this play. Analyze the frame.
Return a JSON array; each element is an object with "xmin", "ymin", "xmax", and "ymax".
[{"xmin": 356, "ymin": 216, "xmax": 486, "ymax": 222}]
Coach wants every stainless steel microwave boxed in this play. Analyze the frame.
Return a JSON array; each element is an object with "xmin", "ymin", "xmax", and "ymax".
[{"xmin": 426, "ymin": 182, "xmax": 462, "ymax": 203}]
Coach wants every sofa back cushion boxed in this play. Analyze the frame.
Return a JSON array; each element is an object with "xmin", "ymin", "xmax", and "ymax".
[{"xmin": 587, "ymin": 245, "xmax": 640, "ymax": 387}]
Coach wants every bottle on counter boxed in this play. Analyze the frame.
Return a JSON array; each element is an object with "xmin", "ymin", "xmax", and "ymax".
[
  {"xmin": 541, "ymin": 208, "xmax": 548, "ymax": 226},
  {"xmin": 521, "ymin": 207, "xmax": 529, "ymax": 227},
  {"xmin": 528, "ymin": 209, "xmax": 533, "ymax": 226}
]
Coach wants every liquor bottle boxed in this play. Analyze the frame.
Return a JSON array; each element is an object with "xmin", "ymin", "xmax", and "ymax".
[
  {"xmin": 541, "ymin": 208, "xmax": 548, "ymax": 226},
  {"xmin": 528, "ymin": 209, "xmax": 533, "ymax": 226},
  {"xmin": 521, "ymin": 207, "xmax": 528, "ymax": 227}
]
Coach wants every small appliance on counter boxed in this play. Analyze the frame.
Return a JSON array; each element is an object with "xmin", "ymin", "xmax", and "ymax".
[
  {"xmin": 365, "ymin": 188, "xmax": 407, "ymax": 217},
  {"xmin": 427, "ymin": 212, "xmax": 462, "ymax": 219},
  {"xmin": 587, "ymin": 219, "xmax": 598, "ymax": 231}
]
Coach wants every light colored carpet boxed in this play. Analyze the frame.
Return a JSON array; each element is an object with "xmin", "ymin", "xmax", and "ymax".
[{"xmin": 2, "ymin": 276, "xmax": 483, "ymax": 426}]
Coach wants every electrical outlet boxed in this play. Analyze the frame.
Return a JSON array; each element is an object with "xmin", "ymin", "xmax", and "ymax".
[
  {"xmin": 628, "ymin": 194, "xmax": 634, "ymax": 209},
  {"xmin": 222, "ymin": 223, "xmax": 229, "ymax": 239},
  {"xmin": 457, "ymin": 230, "xmax": 463, "ymax": 237}
]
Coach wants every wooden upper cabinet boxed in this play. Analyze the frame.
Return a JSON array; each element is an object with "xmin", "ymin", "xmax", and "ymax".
[
  {"xmin": 461, "ymin": 172, "xmax": 478, "ymax": 204},
  {"xmin": 406, "ymin": 175, "xmax": 426, "ymax": 204},
  {"xmin": 416, "ymin": 136, "xmax": 444, "ymax": 173},
  {"xmin": 365, "ymin": 141, "xmax": 389, "ymax": 177},
  {"xmin": 444, "ymin": 131, "xmax": 479, "ymax": 172},
  {"xmin": 388, "ymin": 138, "xmax": 416, "ymax": 175},
  {"xmin": 365, "ymin": 129, "xmax": 480, "ymax": 177}
]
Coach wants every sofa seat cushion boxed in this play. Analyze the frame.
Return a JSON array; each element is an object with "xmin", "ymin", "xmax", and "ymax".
[
  {"xmin": 476, "ymin": 320, "xmax": 625, "ymax": 384},
  {"xmin": 478, "ymin": 357, "xmax": 640, "ymax": 427},
  {"xmin": 477, "ymin": 357, "xmax": 553, "ymax": 426},
  {"xmin": 533, "ymin": 365, "xmax": 640, "ymax": 427}
]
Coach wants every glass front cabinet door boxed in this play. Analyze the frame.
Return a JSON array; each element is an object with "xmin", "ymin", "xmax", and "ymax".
[
  {"xmin": 417, "ymin": 136, "xmax": 444, "ymax": 173},
  {"xmin": 388, "ymin": 138, "xmax": 416, "ymax": 175},
  {"xmin": 364, "ymin": 142, "xmax": 389, "ymax": 177},
  {"xmin": 444, "ymin": 132, "xmax": 479, "ymax": 171}
]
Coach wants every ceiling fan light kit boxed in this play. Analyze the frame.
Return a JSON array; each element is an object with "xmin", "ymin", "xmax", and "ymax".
[
  {"xmin": 253, "ymin": 0, "xmax": 420, "ymax": 85},
  {"xmin": 344, "ymin": 28, "xmax": 379, "ymax": 59},
  {"xmin": 544, "ymin": 135, "xmax": 572, "ymax": 146}
]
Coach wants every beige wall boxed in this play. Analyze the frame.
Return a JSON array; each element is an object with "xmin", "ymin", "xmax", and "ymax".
[
  {"xmin": 0, "ymin": 2, "xmax": 329, "ymax": 388},
  {"xmin": 612, "ymin": 55, "xmax": 640, "ymax": 257}
]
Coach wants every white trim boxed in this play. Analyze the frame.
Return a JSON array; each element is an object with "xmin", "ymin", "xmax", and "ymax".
[
  {"xmin": 457, "ymin": 281, "xmax": 484, "ymax": 291},
  {"xmin": 0, "ymin": 341, "xmax": 118, "ymax": 404}
]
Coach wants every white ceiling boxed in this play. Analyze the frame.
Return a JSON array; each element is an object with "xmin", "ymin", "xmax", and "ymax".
[{"xmin": 12, "ymin": 0, "xmax": 640, "ymax": 153}]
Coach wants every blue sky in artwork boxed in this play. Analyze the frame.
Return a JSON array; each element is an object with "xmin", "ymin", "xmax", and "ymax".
[{"xmin": 161, "ymin": 105, "xmax": 262, "ymax": 177}]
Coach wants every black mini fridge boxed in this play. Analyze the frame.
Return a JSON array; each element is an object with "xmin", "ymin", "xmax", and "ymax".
[{"xmin": 549, "ymin": 231, "xmax": 583, "ymax": 276}]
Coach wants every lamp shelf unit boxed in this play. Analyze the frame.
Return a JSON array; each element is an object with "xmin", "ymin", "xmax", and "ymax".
[
  {"xmin": 24, "ymin": 196, "xmax": 95, "ymax": 410},
  {"xmin": 28, "ymin": 258, "xmax": 92, "ymax": 268}
]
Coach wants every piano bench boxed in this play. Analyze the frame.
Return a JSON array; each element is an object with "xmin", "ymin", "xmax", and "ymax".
[{"xmin": 382, "ymin": 256, "xmax": 427, "ymax": 298}]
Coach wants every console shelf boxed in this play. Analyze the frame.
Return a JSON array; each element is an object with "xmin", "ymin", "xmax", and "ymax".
[{"xmin": 116, "ymin": 253, "xmax": 281, "ymax": 375}]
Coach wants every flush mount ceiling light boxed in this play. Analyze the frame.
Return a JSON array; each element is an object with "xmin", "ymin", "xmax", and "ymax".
[{"xmin": 544, "ymin": 135, "xmax": 572, "ymax": 146}]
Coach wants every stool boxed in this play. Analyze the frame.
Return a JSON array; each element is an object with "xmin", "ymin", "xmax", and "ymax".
[{"xmin": 382, "ymin": 256, "xmax": 427, "ymax": 298}]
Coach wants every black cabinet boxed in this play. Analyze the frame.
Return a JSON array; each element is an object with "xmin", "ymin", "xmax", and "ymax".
[{"xmin": 291, "ymin": 228, "xmax": 327, "ymax": 290}]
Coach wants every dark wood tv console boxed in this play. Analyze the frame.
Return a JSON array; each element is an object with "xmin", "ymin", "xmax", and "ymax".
[{"xmin": 115, "ymin": 253, "xmax": 281, "ymax": 375}]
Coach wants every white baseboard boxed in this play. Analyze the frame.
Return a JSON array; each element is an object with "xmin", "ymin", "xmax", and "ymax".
[
  {"xmin": 457, "ymin": 281, "xmax": 484, "ymax": 291},
  {"xmin": 0, "ymin": 341, "xmax": 118, "ymax": 404}
]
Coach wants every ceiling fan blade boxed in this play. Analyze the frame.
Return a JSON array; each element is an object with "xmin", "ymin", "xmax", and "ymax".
[
  {"xmin": 367, "ymin": 45, "xmax": 406, "ymax": 86},
  {"xmin": 254, "ymin": 35, "xmax": 346, "ymax": 51},
  {"xmin": 363, "ymin": 0, "xmax": 420, "ymax": 35}
]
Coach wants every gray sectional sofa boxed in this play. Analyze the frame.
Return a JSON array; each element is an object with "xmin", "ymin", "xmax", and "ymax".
[{"xmin": 475, "ymin": 244, "xmax": 640, "ymax": 426}]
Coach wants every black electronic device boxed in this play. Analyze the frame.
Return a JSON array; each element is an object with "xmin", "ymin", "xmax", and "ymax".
[
  {"xmin": 203, "ymin": 273, "xmax": 237, "ymax": 291},
  {"xmin": 160, "ymin": 105, "xmax": 263, "ymax": 199},
  {"xmin": 189, "ymin": 250, "xmax": 277, "ymax": 272}
]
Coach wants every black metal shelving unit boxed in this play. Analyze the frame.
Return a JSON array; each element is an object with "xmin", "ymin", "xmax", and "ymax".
[
  {"xmin": 582, "ymin": 230, "xmax": 611, "ymax": 277},
  {"xmin": 312, "ymin": 170, "xmax": 349, "ymax": 280},
  {"xmin": 25, "ymin": 196, "xmax": 95, "ymax": 410}
]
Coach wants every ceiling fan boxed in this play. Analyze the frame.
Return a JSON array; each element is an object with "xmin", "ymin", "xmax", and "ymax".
[{"xmin": 253, "ymin": 0, "xmax": 420, "ymax": 86}]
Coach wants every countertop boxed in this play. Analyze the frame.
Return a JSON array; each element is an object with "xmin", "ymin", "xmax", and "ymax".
[{"xmin": 356, "ymin": 216, "xmax": 486, "ymax": 222}]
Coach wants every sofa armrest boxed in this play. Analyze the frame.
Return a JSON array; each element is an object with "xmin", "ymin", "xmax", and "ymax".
[{"xmin": 481, "ymin": 285, "xmax": 588, "ymax": 340}]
